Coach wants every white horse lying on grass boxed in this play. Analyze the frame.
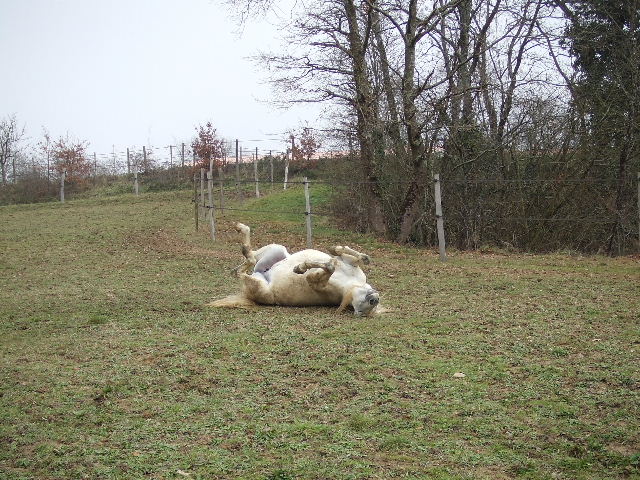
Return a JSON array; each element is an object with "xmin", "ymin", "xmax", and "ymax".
[{"xmin": 211, "ymin": 223, "xmax": 381, "ymax": 316}]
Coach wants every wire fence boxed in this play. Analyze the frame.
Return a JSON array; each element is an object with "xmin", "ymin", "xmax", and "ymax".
[
  {"xmin": 3, "ymin": 139, "xmax": 639, "ymax": 254},
  {"xmin": 3, "ymin": 136, "xmax": 311, "ymax": 182},
  {"xmin": 192, "ymin": 167, "xmax": 640, "ymax": 257}
]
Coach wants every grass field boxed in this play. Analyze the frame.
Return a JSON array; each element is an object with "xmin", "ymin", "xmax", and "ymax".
[{"xmin": 1, "ymin": 187, "xmax": 638, "ymax": 479}]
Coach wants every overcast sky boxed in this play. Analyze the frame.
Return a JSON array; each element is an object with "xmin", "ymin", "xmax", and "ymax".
[{"xmin": 0, "ymin": 0, "xmax": 317, "ymax": 161}]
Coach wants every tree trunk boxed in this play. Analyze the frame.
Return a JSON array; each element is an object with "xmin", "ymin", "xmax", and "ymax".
[
  {"xmin": 606, "ymin": 126, "xmax": 631, "ymax": 254},
  {"xmin": 458, "ymin": 0, "xmax": 473, "ymax": 128},
  {"xmin": 395, "ymin": 0, "xmax": 428, "ymax": 243},
  {"xmin": 372, "ymin": 7, "xmax": 404, "ymax": 161},
  {"xmin": 344, "ymin": 0, "xmax": 387, "ymax": 235}
]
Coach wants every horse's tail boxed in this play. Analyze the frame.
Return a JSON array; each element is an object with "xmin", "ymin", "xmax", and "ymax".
[{"xmin": 208, "ymin": 294, "xmax": 256, "ymax": 309}]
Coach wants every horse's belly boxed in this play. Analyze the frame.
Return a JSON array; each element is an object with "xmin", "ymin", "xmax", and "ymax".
[{"xmin": 268, "ymin": 261, "xmax": 341, "ymax": 306}]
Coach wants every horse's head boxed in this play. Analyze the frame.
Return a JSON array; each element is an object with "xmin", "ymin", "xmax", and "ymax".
[{"xmin": 351, "ymin": 286, "xmax": 380, "ymax": 316}]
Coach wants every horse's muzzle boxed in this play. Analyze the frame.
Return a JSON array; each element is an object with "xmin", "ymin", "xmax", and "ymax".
[{"xmin": 366, "ymin": 290, "xmax": 380, "ymax": 307}]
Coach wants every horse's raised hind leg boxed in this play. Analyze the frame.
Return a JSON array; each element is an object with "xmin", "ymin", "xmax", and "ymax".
[
  {"xmin": 327, "ymin": 245, "xmax": 371, "ymax": 267},
  {"xmin": 293, "ymin": 259, "xmax": 336, "ymax": 288},
  {"xmin": 233, "ymin": 223, "xmax": 257, "ymax": 275}
]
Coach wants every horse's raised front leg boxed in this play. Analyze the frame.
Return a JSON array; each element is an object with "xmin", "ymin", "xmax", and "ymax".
[
  {"xmin": 327, "ymin": 245, "xmax": 370, "ymax": 267},
  {"xmin": 293, "ymin": 259, "xmax": 336, "ymax": 289}
]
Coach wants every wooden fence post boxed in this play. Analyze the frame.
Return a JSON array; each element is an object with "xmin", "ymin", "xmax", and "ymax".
[
  {"xmin": 134, "ymin": 163, "xmax": 139, "ymax": 195},
  {"xmin": 131, "ymin": 148, "xmax": 139, "ymax": 196},
  {"xmin": 240, "ymin": 146, "xmax": 244, "ymax": 184},
  {"xmin": 60, "ymin": 170, "xmax": 66, "ymax": 203},
  {"xmin": 235, "ymin": 139, "xmax": 240, "ymax": 196},
  {"xmin": 193, "ymin": 173, "xmax": 198, "ymax": 232},
  {"xmin": 254, "ymin": 148, "xmax": 260, "ymax": 198},
  {"xmin": 218, "ymin": 166, "xmax": 225, "ymax": 214},
  {"xmin": 269, "ymin": 150, "xmax": 274, "ymax": 190},
  {"xmin": 434, "ymin": 173, "xmax": 447, "ymax": 262},
  {"xmin": 304, "ymin": 177, "xmax": 312, "ymax": 248},
  {"xmin": 207, "ymin": 170, "xmax": 216, "ymax": 241},
  {"xmin": 200, "ymin": 168, "xmax": 205, "ymax": 216},
  {"xmin": 284, "ymin": 136, "xmax": 292, "ymax": 190}
]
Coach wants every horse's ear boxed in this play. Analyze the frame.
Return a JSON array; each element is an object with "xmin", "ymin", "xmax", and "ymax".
[{"xmin": 337, "ymin": 288, "xmax": 354, "ymax": 313}]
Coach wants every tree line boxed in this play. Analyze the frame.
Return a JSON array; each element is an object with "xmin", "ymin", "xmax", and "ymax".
[
  {"xmin": 2, "ymin": 1, "xmax": 637, "ymax": 253},
  {"xmin": 0, "ymin": 116, "xmax": 322, "ymax": 204},
  {"xmin": 230, "ymin": 0, "xmax": 639, "ymax": 253}
]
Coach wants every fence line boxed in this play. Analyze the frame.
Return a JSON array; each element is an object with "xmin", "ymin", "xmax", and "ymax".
[
  {"xmin": 4, "ymin": 139, "xmax": 638, "ymax": 253},
  {"xmin": 196, "ymin": 176, "xmax": 635, "ymax": 225},
  {"xmin": 194, "ymin": 171, "xmax": 640, "ymax": 258},
  {"xmin": 215, "ymin": 177, "xmax": 635, "ymax": 187},
  {"xmin": 7, "ymin": 157, "xmax": 637, "ymax": 232},
  {"xmin": 203, "ymin": 206, "xmax": 309, "ymax": 216},
  {"xmin": 489, "ymin": 217, "xmax": 618, "ymax": 223},
  {"xmin": 7, "ymin": 171, "xmax": 634, "ymax": 186},
  {"xmin": 196, "ymin": 174, "xmax": 451, "ymax": 259},
  {"xmin": 13, "ymin": 137, "xmax": 637, "ymax": 186}
]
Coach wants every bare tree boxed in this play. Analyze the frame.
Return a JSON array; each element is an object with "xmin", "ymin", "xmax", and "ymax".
[
  {"xmin": 476, "ymin": 0, "xmax": 547, "ymax": 176},
  {"xmin": 36, "ymin": 127, "xmax": 53, "ymax": 183},
  {"xmin": 250, "ymin": 0, "xmax": 390, "ymax": 233},
  {"xmin": 0, "ymin": 114, "xmax": 26, "ymax": 185},
  {"xmin": 368, "ymin": 0, "xmax": 464, "ymax": 242},
  {"xmin": 222, "ymin": 0, "xmax": 633, "ymax": 252}
]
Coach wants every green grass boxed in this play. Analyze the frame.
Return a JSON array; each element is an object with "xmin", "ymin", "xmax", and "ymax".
[{"xmin": 0, "ymin": 188, "xmax": 639, "ymax": 479}]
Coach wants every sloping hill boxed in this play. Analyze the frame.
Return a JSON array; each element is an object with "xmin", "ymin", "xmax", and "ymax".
[{"xmin": 1, "ymin": 189, "xmax": 638, "ymax": 479}]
